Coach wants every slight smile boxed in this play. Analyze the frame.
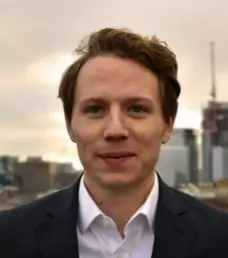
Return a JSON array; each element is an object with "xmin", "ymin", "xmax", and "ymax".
[{"xmin": 98, "ymin": 152, "xmax": 136, "ymax": 165}]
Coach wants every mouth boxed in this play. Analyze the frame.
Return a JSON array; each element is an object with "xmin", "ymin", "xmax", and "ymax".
[{"xmin": 98, "ymin": 152, "xmax": 136, "ymax": 165}]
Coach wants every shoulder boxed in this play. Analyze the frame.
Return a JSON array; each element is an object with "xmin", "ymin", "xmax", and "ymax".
[
  {"xmin": 173, "ymin": 188, "xmax": 228, "ymax": 247},
  {"xmin": 0, "ymin": 185, "xmax": 73, "ymax": 231},
  {"xmin": 174, "ymin": 188, "xmax": 228, "ymax": 219},
  {"xmin": 0, "ymin": 183, "xmax": 78, "ymax": 257}
]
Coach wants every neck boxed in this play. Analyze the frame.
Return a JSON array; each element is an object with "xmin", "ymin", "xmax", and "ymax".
[{"xmin": 84, "ymin": 172, "xmax": 155, "ymax": 235}]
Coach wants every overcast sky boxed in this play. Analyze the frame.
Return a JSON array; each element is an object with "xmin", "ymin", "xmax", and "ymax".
[{"xmin": 1, "ymin": 0, "xmax": 228, "ymax": 164}]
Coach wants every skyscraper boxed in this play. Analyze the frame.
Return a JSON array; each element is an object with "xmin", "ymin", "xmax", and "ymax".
[
  {"xmin": 200, "ymin": 41, "xmax": 228, "ymax": 182},
  {"xmin": 156, "ymin": 128, "xmax": 199, "ymax": 187},
  {"xmin": 202, "ymin": 101, "xmax": 228, "ymax": 181}
]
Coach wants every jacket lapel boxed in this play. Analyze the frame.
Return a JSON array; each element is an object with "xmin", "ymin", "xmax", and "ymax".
[
  {"xmin": 35, "ymin": 176, "xmax": 82, "ymax": 258},
  {"xmin": 152, "ymin": 175, "xmax": 197, "ymax": 258},
  {"xmin": 35, "ymin": 172, "xmax": 197, "ymax": 258}
]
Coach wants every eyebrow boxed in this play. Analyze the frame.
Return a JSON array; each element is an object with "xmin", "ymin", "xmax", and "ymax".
[
  {"xmin": 80, "ymin": 96, "xmax": 153, "ymax": 105},
  {"xmin": 79, "ymin": 98, "xmax": 106, "ymax": 106}
]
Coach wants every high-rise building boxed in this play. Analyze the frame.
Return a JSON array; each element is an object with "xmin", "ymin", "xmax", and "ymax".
[
  {"xmin": 156, "ymin": 128, "xmax": 199, "ymax": 187},
  {"xmin": 14, "ymin": 157, "xmax": 57, "ymax": 193},
  {"xmin": 201, "ymin": 41, "xmax": 228, "ymax": 182},
  {"xmin": 201, "ymin": 101, "xmax": 228, "ymax": 181},
  {"xmin": 14, "ymin": 157, "xmax": 78, "ymax": 193},
  {"xmin": 0, "ymin": 156, "xmax": 18, "ymax": 185}
]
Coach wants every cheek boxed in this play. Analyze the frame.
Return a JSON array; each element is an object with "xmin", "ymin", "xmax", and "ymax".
[
  {"xmin": 133, "ymin": 121, "xmax": 164, "ymax": 145},
  {"xmin": 71, "ymin": 123, "xmax": 102, "ymax": 148},
  {"xmin": 140, "ymin": 134, "xmax": 162, "ymax": 154},
  {"xmin": 138, "ymin": 129, "xmax": 163, "ymax": 163}
]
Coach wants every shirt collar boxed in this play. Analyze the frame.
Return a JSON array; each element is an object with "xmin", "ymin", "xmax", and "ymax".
[
  {"xmin": 78, "ymin": 173, "xmax": 159, "ymax": 233},
  {"xmin": 78, "ymin": 175, "xmax": 102, "ymax": 233},
  {"xmin": 135, "ymin": 172, "xmax": 159, "ymax": 228}
]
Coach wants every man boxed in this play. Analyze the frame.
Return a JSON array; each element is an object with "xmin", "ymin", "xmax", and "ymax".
[{"xmin": 0, "ymin": 28, "xmax": 228, "ymax": 258}]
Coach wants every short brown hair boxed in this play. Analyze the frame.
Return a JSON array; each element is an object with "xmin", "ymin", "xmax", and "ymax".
[{"xmin": 58, "ymin": 27, "xmax": 181, "ymax": 123}]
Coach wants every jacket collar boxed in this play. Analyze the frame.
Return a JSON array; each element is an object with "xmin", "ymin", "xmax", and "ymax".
[
  {"xmin": 35, "ymin": 174, "xmax": 82, "ymax": 258},
  {"xmin": 35, "ymin": 173, "xmax": 197, "ymax": 258},
  {"xmin": 152, "ymin": 173, "xmax": 197, "ymax": 258}
]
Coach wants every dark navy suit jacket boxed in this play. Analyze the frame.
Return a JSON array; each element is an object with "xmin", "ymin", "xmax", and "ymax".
[{"xmin": 1, "ymin": 174, "xmax": 228, "ymax": 258}]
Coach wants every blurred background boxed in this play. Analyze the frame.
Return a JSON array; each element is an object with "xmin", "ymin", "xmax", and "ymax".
[{"xmin": 1, "ymin": 0, "xmax": 228, "ymax": 210}]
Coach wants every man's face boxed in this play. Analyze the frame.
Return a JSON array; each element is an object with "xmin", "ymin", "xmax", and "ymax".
[{"xmin": 68, "ymin": 56, "xmax": 174, "ymax": 190}]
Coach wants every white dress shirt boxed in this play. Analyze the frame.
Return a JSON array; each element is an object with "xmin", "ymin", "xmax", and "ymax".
[{"xmin": 77, "ymin": 173, "xmax": 159, "ymax": 258}]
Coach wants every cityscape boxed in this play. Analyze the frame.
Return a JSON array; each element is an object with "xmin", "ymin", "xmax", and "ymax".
[
  {"xmin": 1, "ymin": 42, "xmax": 228, "ymax": 211},
  {"xmin": 1, "ymin": 88, "xmax": 228, "ymax": 211}
]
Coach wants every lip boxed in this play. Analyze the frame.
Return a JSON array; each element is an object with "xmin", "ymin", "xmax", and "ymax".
[
  {"xmin": 98, "ymin": 152, "xmax": 136, "ymax": 165},
  {"xmin": 98, "ymin": 151, "xmax": 136, "ymax": 158}
]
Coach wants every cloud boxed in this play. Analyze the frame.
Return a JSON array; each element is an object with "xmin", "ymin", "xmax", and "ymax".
[{"xmin": 24, "ymin": 53, "xmax": 75, "ymax": 87}]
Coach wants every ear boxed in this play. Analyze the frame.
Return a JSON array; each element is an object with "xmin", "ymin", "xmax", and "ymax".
[
  {"xmin": 161, "ymin": 117, "xmax": 174, "ymax": 144},
  {"xmin": 65, "ymin": 117, "xmax": 77, "ymax": 143}
]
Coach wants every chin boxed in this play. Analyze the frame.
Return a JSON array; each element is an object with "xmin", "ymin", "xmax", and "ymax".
[{"xmin": 99, "ymin": 174, "xmax": 139, "ymax": 190}]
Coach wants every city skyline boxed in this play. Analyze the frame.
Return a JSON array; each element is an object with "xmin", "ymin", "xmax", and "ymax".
[{"xmin": 1, "ymin": 0, "xmax": 228, "ymax": 160}]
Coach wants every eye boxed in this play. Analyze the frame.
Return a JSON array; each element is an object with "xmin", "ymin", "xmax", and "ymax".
[
  {"xmin": 84, "ymin": 104, "xmax": 105, "ymax": 117},
  {"xmin": 128, "ymin": 104, "xmax": 149, "ymax": 115}
]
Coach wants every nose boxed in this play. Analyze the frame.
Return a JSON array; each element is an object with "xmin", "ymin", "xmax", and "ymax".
[{"xmin": 103, "ymin": 107, "xmax": 129, "ymax": 141}]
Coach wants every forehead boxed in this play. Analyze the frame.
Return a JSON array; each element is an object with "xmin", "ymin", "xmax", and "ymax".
[{"xmin": 75, "ymin": 55, "xmax": 160, "ymax": 102}]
